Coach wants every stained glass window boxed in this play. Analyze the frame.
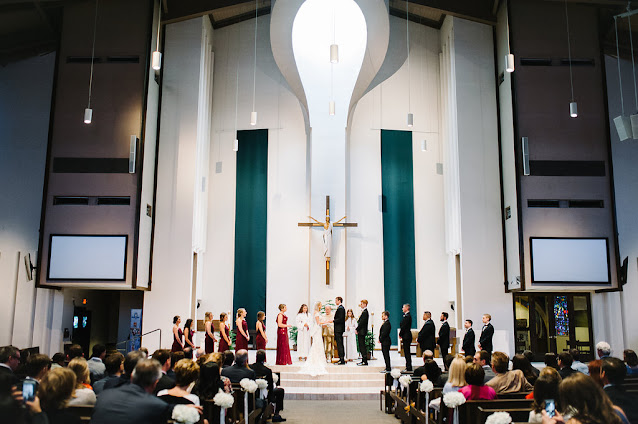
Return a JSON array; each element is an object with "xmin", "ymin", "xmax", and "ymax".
[{"xmin": 554, "ymin": 296, "xmax": 569, "ymax": 336}]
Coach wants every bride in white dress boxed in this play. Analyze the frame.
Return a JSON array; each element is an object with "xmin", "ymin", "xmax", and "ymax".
[{"xmin": 299, "ymin": 301, "xmax": 329, "ymax": 376}]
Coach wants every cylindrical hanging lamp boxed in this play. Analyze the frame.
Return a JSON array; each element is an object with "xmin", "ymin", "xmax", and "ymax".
[
  {"xmin": 330, "ymin": 44, "xmax": 339, "ymax": 64},
  {"xmin": 407, "ymin": 113, "xmax": 414, "ymax": 127},
  {"xmin": 569, "ymin": 101, "xmax": 578, "ymax": 118},
  {"xmin": 84, "ymin": 108, "xmax": 93, "ymax": 124},
  {"xmin": 329, "ymin": 100, "xmax": 335, "ymax": 116},
  {"xmin": 505, "ymin": 53, "xmax": 515, "ymax": 73},
  {"xmin": 233, "ymin": 138, "xmax": 239, "ymax": 152},
  {"xmin": 250, "ymin": 111, "xmax": 258, "ymax": 126}
]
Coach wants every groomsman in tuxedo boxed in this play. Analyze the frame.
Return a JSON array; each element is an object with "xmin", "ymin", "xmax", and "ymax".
[
  {"xmin": 478, "ymin": 314, "xmax": 494, "ymax": 355},
  {"xmin": 334, "ymin": 297, "xmax": 346, "ymax": 365},
  {"xmin": 356, "ymin": 300, "xmax": 369, "ymax": 366},
  {"xmin": 379, "ymin": 311, "xmax": 392, "ymax": 371},
  {"xmin": 417, "ymin": 311, "xmax": 435, "ymax": 353},
  {"xmin": 437, "ymin": 312, "xmax": 450, "ymax": 358},
  {"xmin": 399, "ymin": 304, "xmax": 413, "ymax": 371},
  {"xmin": 462, "ymin": 319, "xmax": 476, "ymax": 357}
]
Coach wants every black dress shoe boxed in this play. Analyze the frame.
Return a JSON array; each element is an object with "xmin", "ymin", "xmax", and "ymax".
[
  {"xmin": 337, "ymin": 361, "xmax": 346, "ymax": 365},
  {"xmin": 272, "ymin": 415, "xmax": 287, "ymax": 422},
  {"xmin": 357, "ymin": 362, "xmax": 368, "ymax": 366}
]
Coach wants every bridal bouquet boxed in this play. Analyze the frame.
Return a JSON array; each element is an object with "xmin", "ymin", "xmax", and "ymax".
[
  {"xmin": 240, "ymin": 378, "xmax": 258, "ymax": 393},
  {"xmin": 399, "ymin": 375, "xmax": 412, "ymax": 388},
  {"xmin": 171, "ymin": 405, "xmax": 200, "ymax": 424},
  {"xmin": 213, "ymin": 391, "xmax": 234, "ymax": 408},
  {"xmin": 485, "ymin": 412, "xmax": 512, "ymax": 424}
]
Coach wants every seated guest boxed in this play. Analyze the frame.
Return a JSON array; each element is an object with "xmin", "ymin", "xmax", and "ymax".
[
  {"xmin": 91, "ymin": 359, "xmax": 201, "ymax": 424},
  {"xmin": 557, "ymin": 352, "xmax": 576, "ymax": 380},
  {"xmin": 221, "ymin": 350, "xmax": 255, "ymax": 383},
  {"xmin": 544, "ymin": 352, "xmax": 559, "ymax": 370},
  {"xmin": 0, "ymin": 346, "xmax": 21, "ymax": 392},
  {"xmin": 569, "ymin": 348, "xmax": 588, "ymax": 375},
  {"xmin": 198, "ymin": 361, "xmax": 225, "ymax": 401},
  {"xmin": 67, "ymin": 344, "xmax": 84, "ymax": 361},
  {"xmin": 251, "ymin": 349, "xmax": 287, "ymax": 423},
  {"xmin": 168, "ymin": 351, "xmax": 185, "ymax": 380},
  {"xmin": 486, "ymin": 351, "xmax": 533, "ymax": 394},
  {"xmin": 512, "ymin": 353, "xmax": 537, "ymax": 386},
  {"xmin": 523, "ymin": 350, "xmax": 541, "ymax": 377},
  {"xmin": 528, "ymin": 367, "xmax": 561, "ymax": 423},
  {"xmin": 50, "ymin": 353, "xmax": 66, "ymax": 370},
  {"xmin": 439, "ymin": 354, "xmax": 455, "ymax": 385},
  {"xmin": 158, "ymin": 359, "xmax": 200, "ymax": 405},
  {"xmin": 93, "ymin": 352, "xmax": 124, "ymax": 395},
  {"xmin": 25, "ymin": 354, "xmax": 51, "ymax": 382},
  {"xmin": 414, "ymin": 359, "xmax": 443, "ymax": 386},
  {"xmin": 601, "ymin": 356, "xmax": 638, "ymax": 424},
  {"xmin": 473, "ymin": 350, "xmax": 496, "ymax": 383},
  {"xmin": 443, "ymin": 358, "xmax": 467, "ymax": 393},
  {"xmin": 103, "ymin": 350, "xmax": 145, "ymax": 390},
  {"xmin": 459, "ymin": 364, "xmax": 496, "ymax": 400},
  {"xmin": 38, "ymin": 367, "xmax": 82, "ymax": 424},
  {"xmin": 597, "ymin": 341, "xmax": 612, "ymax": 359},
  {"xmin": 139, "ymin": 347, "xmax": 149, "ymax": 358},
  {"xmin": 152, "ymin": 349, "xmax": 175, "ymax": 394},
  {"xmin": 222, "ymin": 350, "xmax": 235, "ymax": 368},
  {"xmin": 554, "ymin": 373, "xmax": 627, "ymax": 424},
  {"xmin": 87, "ymin": 344, "xmax": 106, "ymax": 384},
  {"xmin": 588, "ymin": 359, "xmax": 604, "ymax": 387},
  {"xmin": 464, "ymin": 356, "xmax": 474, "ymax": 364},
  {"xmin": 66, "ymin": 358, "xmax": 96, "ymax": 406},
  {"xmin": 422, "ymin": 350, "xmax": 434, "ymax": 361},
  {"xmin": 624, "ymin": 349, "xmax": 638, "ymax": 376}
]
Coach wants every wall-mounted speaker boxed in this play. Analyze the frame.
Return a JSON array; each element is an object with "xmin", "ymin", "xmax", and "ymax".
[
  {"xmin": 522, "ymin": 137, "xmax": 530, "ymax": 176},
  {"xmin": 129, "ymin": 136, "xmax": 138, "ymax": 174},
  {"xmin": 614, "ymin": 116, "xmax": 633, "ymax": 141}
]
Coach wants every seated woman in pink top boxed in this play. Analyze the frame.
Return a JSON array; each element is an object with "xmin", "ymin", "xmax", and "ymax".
[{"xmin": 459, "ymin": 364, "xmax": 497, "ymax": 400}]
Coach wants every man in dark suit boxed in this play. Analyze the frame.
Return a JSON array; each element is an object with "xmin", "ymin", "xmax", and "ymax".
[
  {"xmin": 478, "ymin": 314, "xmax": 494, "ymax": 355},
  {"xmin": 462, "ymin": 319, "xmax": 476, "ymax": 357},
  {"xmin": 221, "ymin": 349, "xmax": 256, "ymax": 382},
  {"xmin": 417, "ymin": 311, "xmax": 435, "ymax": 353},
  {"xmin": 437, "ymin": 312, "xmax": 450, "ymax": 358},
  {"xmin": 91, "ymin": 358, "xmax": 201, "ymax": 424},
  {"xmin": 104, "ymin": 350, "xmax": 145, "ymax": 390},
  {"xmin": 379, "ymin": 311, "xmax": 392, "ymax": 371},
  {"xmin": 356, "ymin": 300, "xmax": 369, "ymax": 366},
  {"xmin": 0, "ymin": 346, "xmax": 20, "ymax": 395},
  {"xmin": 334, "ymin": 296, "xmax": 346, "ymax": 365},
  {"xmin": 602, "ymin": 357, "xmax": 638, "ymax": 424},
  {"xmin": 251, "ymin": 350, "xmax": 286, "ymax": 423},
  {"xmin": 151, "ymin": 349, "xmax": 175, "ymax": 394},
  {"xmin": 473, "ymin": 350, "xmax": 496, "ymax": 383},
  {"xmin": 399, "ymin": 304, "xmax": 413, "ymax": 371},
  {"xmin": 94, "ymin": 352, "xmax": 124, "ymax": 395},
  {"xmin": 557, "ymin": 352, "xmax": 576, "ymax": 379}
]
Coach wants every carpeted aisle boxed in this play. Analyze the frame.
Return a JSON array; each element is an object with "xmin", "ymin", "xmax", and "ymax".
[{"xmin": 282, "ymin": 400, "xmax": 397, "ymax": 423}]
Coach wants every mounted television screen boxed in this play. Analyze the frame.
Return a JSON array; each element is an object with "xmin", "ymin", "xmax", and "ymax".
[
  {"xmin": 48, "ymin": 235, "xmax": 127, "ymax": 280},
  {"xmin": 531, "ymin": 238, "xmax": 609, "ymax": 284}
]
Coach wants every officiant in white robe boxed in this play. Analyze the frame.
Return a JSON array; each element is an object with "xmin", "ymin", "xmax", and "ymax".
[
  {"xmin": 345, "ymin": 310, "xmax": 358, "ymax": 361},
  {"xmin": 296, "ymin": 306, "xmax": 311, "ymax": 360}
]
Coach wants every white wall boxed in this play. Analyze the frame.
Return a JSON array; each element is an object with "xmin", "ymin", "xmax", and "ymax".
[
  {"xmin": 0, "ymin": 53, "xmax": 67, "ymax": 355},
  {"xmin": 441, "ymin": 17, "xmax": 514, "ymax": 354}
]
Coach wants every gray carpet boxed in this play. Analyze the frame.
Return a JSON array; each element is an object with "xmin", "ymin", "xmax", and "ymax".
[{"xmin": 281, "ymin": 400, "xmax": 398, "ymax": 423}]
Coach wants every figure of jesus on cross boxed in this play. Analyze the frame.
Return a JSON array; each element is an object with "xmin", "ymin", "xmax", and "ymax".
[{"xmin": 298, "ymin": 196, "xmax": 357, "ymax": 285}]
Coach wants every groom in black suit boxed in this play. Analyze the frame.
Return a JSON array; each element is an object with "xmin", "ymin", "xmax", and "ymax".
[
  {"xmin": 399, "ymin": 304, "xmax": 413, "ymax": 371},
  {"xmin": 334, "ymin": 297, "xmax": 346, "ymax": 365},
  {"xmin": 356, "ymin": 299, "xmax": 369, "ymax": 366}
]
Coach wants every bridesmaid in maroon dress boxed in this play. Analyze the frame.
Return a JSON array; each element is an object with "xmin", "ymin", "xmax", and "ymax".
[
  {"xmin": 218, "ymin": 312, "xmax": 231, "ymax": 352},
  {"xmin": 171, "ymin": 316, "xmax": 184, "ymax": 352},
  {"xmin": 204, "ymin": 312, "xmax": 216, "ymax": 354},
  {"xmin": 235, "ymin": 308, "xmax": 250, "ymax": 351},
  {"xmin": 276, "ymin": 304, "xmax": 292, "ymax": 365},
  {"xmin": 256, "ymin": 311, "xmax": 268, "ymax": 351},
  {"xmin": 183, "ymin": 318, "xmax": 196, "ymax": 359}
]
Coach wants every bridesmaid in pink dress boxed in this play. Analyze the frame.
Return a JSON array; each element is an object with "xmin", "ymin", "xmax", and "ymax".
[
  {"xmin": 235, "ymin": 308, "xmax": 250, "ymax": 351},
  {"xmin": 276, "ymin": 304, "xmax": 293, "ymax": 365}
]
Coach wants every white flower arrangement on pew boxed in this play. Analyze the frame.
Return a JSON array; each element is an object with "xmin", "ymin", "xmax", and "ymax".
[
  {"xmin": 419, "ymin": 380, "xmax": 434, "ymax": 393},
  {"xmin": 171, "ymin": 404, "xmax": 200, "ymax": 424},
  {"xmin": 255, "ymin": 379, "xmax": 268, "ymax": 390},
  {"xmin": 485, "ymin": 411, "xmax": 512, "ymax": 424},
  {"xmin": 213, "ymin": 390, "xmax": 234, "ymax": 408},
  {"xmin": 390, "ymin": 369, "xmax": 402, "ymax": 379},
  {"xmin": 443, "ymin": 391, "xmax": 466, "ymax": 408},
  {"xmin": 399, "ymin": 375, "xmax": 412, "ymax": 388},
  {"xmin": 273, "ymin": 374, "xmax": 279, "ymax": 385},
  {"xmin": 240, "ymin": 378, "xmax": 258, "ymax": 393}
]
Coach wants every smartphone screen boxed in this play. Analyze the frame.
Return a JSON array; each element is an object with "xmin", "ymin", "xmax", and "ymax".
[
  {"xmin": 22, "ymin": 379, "xmax": 37, "ymax": 404},
  {"xmin": 545, "ymin": 399, "xmax": 556, "ymax": 418}
]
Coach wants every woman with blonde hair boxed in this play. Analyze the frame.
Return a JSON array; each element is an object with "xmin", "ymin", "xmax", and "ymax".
[
  {"xmin": 218, "ymin": 312, "xmax": 231, "ymax": 352},
  {"xmin": 66, "ymin": 357, "xmax": 96, "ymax": 406},
  {"xmin": 204, "ymin": 311, "xmax": 216, "ymax": 354},
  {"xmin": 38, "ymin": 367, "xmax": 82, "ymax": 424},
  {"xmin": 157, "ymin": 359, "xmax": 201, "ymax": 405},
  {"xmin": 235, "ymin": 308, "xmax": 249, "ymax": 351},
  {"xmin": 430, "ymin": 357, "xmax": 467, "ymax": 412}
]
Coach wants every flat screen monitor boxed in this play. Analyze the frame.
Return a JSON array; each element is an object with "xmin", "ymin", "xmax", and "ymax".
[
  {"xmin": 48, "ymin": 235, "xmax": 127, "ymax": 281},
  {"xmin": 530, "ymin": 237, "xmax": 610, "ymax": 284}
]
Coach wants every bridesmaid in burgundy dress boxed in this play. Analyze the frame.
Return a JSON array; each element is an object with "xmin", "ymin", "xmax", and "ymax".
[
  {"xmin": 276, "ymin": 304, "xmax": 292, "ymax": 365},
  {"xmin": 171, "ymin": 316, "xmax": 184, "ymax": 352},
  {"xmin": 204, "ymin": 311, "xmax": 216, "ymax": 354},
  {"xmin": 256, "ymin": 311, "xmax": 268, "ymax": 352},
  {"xmin": 235, "ymin": 308, "xmax": 250, "ymax": 351},
  {"xmin": 183, "ymin": 318, "xmax": 196, "ymax": 359},
  {"xmin": 218, "ymin": 312, "xmax": 231, "ymax": 353}
]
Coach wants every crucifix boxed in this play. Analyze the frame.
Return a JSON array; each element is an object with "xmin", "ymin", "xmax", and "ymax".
[{"xmin": 298, "ymin": 195, "xmax": 358, "ymax": 285}]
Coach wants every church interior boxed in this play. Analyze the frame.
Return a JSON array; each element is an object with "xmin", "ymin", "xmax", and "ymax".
[{"xmin": 2, "ymin": 0, "xmax": 638, "ymax": 420}]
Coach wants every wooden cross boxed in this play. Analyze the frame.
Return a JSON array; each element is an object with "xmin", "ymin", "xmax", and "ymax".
[{"xmin": 298, "ymin": 196, "xmax": 358, "ymax": 285}]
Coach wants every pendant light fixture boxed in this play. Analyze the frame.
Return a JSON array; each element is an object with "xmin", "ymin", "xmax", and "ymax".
[
  {"xmin": 613, "ymin": 16, "xmax": 633, "ymax": 140},
  {"xmin": 84, "ymin": 0, "xmax": 99, "ymax": 124},
  {"xmin": 152, "ymin": 1, "xmax": 162, "ymax": 70},
  {"xmin": 250, "ymin": 0, "xmax": 258, "ymax": 126},
  {"xmin": 505, "ymin": 16, "xmax": 514, "ymax": 73},
  {"xmin": 406, "ymin": 0, "xmax": 413, "ymax": 128},
  {"xmin": 564, "ymin": 0, "xmax": 577, "ymax": 118}
]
